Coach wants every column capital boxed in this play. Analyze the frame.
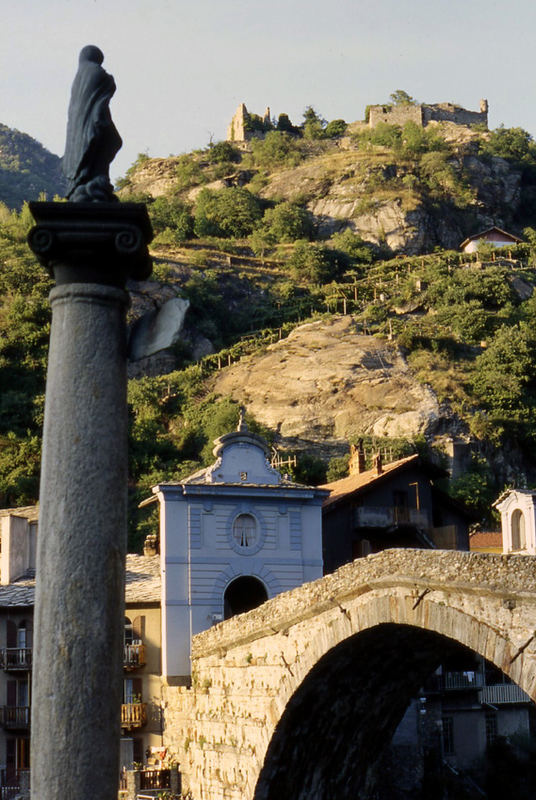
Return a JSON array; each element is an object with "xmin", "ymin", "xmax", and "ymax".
[{"xmin": 27, "ymin": 201, "xmax": 153, "ymax": 287}]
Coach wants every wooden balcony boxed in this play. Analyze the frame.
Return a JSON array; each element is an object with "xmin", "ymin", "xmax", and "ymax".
[
  {"xmin": 479, "ymin": 683, "xmax": 531, "ymax": 705},
  {"xmin": 355, "ymin": 506, "xmax": 430, "ymax": 529},
  {"xmin": 123, "ymin": 643, "xmax": 146, "ymax": 670},
  {"xmin": 121, "ymin": 702, "xmax": 147, "ymax": 730},
  {"xmin": 0, "ymin": 706, "xmax": 30, "ymax": 730},
  {"xmin": 0, "ymin": 649, "xmax": 32, "ymax": 672}
]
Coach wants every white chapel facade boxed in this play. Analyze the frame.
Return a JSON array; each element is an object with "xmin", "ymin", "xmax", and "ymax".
[{"xmin": 152, "ymin": 416, "xmax": 327, "ymax": 682}]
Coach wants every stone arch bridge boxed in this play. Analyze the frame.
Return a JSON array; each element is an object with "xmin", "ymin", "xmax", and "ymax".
[{"xmin": 163, "ymin": 549, "xmax": 536, "ymax": 800}]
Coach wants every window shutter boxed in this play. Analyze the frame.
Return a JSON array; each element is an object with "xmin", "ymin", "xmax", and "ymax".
[
  {"xmin": 6, "ymin": 620, "xmax": 16, "ymax": 648},
  {"xmin": 133, "ymin": 616, "xmax": 145, "ymax": 641},
  {"xmin": 6, "ymin": 681, "xmax": 17, "ymax": 707}
]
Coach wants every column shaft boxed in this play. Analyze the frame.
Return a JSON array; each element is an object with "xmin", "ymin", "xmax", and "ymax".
[{"xmin": 31, "ymin": 283, "xmax": 129, "ymax": 800}]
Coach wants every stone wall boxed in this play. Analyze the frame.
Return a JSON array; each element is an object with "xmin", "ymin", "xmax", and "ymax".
[
  {"xmin": 162, "ymin": 549, "xmax": 536, "ymax": 800},
  {"xmin": 368, "ymin": 104, "xmax": 423, "ymax": 128},
  {"xmin": 368, "ymin": 100, "xmax": 488, "ymax": 130}
]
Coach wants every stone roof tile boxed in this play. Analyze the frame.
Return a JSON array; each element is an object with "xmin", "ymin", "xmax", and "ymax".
[{"xmin": 0, "ymin": 554, "xmax": 161, "ymax": 608}]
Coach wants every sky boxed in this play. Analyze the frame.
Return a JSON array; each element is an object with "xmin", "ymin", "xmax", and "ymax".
[{"xmin": 2, "ymin": 0, "xmax": 536, "ymax": 182}]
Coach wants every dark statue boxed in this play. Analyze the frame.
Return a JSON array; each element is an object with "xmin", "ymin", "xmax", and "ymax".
[{"xmin": 63, "ymin": 45, "xmax": 122, "ymax": 202}]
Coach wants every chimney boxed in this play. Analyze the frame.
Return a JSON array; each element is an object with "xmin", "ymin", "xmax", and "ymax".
[
  {"xmin": 373, "ymin": 452, "xmax": 383, "ymax": 476},
  {"xmin": 143, "ymin": 532, "xmax": 159, "ymax": 557},
  {"xmin": 349, "ymin": 443, "xmax": 367, "ymax": 475}
]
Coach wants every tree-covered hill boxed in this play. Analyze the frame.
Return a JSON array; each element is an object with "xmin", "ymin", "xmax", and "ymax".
[
  {"xmin": 0, "ymin": 123, "xmax": 67, "ymax": 209},
  {"xmin": 4, "ymin": 111, "xmax": 536, "ymax": 548}
]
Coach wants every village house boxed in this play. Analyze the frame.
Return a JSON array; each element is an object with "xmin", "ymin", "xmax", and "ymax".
[
  {"xmin": 320, "ymin": 447, "xmax": 471, "ymax": 574},
  {"xmin": 460, "ymin": 226, "xmax": 522, "ymax": 254},
  {"xmin": 0, "ymin": 508, "xmax": 162, "ymax": 782}
]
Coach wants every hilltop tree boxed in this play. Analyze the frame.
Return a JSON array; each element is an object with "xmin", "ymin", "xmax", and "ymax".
[
  {"xmin": 302, "ymin": 106, "xmax": 326, "ymax": 140},
  {"xmin": 389, "ymin": 90, "xmax": 417, "ymax": 106}
]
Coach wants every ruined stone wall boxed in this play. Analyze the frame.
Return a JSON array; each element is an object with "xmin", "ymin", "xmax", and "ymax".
[
  {"xmin": 369, "ymin": 100, "xmax": 488, "ymax": 130},
  {"xmin": 162, "ymin": 549, "xmax": 536, "ymax": 800},
  {"xmin": 423, "ymin": 101, "xmax": 488, "ymax": 128},
  {"xmin": 368, "ymin": 104, "xmax": 423, "ymax": 128}
]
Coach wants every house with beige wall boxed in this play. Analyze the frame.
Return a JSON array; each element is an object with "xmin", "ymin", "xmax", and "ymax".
[{"xmin": 0, "ymin": 509, "xmax": 162, "ymax": 785}]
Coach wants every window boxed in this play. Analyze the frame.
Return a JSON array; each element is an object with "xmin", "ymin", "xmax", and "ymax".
[
  {"xmin": 511, "ymin": 509, "xmax": 526, "ymax": 551},
  {"xmin": 124, "ymin": 678, "xmax": 142, "ymax": 705},
  {"xmin": 233, "ymin": 514, "xmax": 257, "ymax": 548},
  {"xmin": 442, "ymin": 716, "xmax": 454, "ymax": 755},
  {"xmin": 17, "ymin": 622, "xmax": 27, "ymax": 650},
  {"xmin": 124, "ymin": 618, "xmax": 133, "ymax": 645},
  {"xmin": 485, "ymin": 711, "xmax": 498, "ymax": 746}
]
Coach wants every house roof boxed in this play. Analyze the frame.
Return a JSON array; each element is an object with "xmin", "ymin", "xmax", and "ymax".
[
  {"xmin": 0, "ymin": 554, "xmax": 161, "ymax": 608},
  {"xmin": 469, "ymin": 530, "xmax": 503, "ymax": 552},
  {"xmin": 459, "ymin": 226, "xmax": 522, "ymax": 249},
  {"xmin": 320, "ymin": 454, "xmax": 422, "ymax": 510},
  {"xmin": 0, "ymin": 505, "xmax": 39, "ymax": 522}
]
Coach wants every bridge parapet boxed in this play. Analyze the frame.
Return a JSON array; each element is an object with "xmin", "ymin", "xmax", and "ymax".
[{"xmin": 164, "ymin": 549, "xmax": 536, "ymax": 800}]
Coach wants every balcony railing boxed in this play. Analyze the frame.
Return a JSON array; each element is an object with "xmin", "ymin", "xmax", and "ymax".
[
  {"xmin": 426, "ymin": 671, "xmax": 484, "ymax": 692},
  {"xmin": 0, "ymin": 649, "xmax": 32, "ymax": 671},
  {"xmin": 121, "ymin": 703, "xmax": 147, "ymax": 729},
  {"xmin": 479, "ymin": 684, "xmax": 531, "ymax": 705},
  {"xmin": 355, "ymin": 506, "xmax": 430, "ymax": 529},
  {"xmin": 0, "ymin": 706, "xmax": 30, "ymax": 729},
  {"xmin": 123, "ymin": 643, "xmax": 146, "ymax": 670},
  {"xmin": 140, "ymin": 769, "xmax": 171, "ymax": 790}
]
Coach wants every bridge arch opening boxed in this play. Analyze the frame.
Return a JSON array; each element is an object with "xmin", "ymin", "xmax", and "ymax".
[
  {"xmin": 223, "ymin": 575, "xmax": 268, "ymax": 619},
  {"xmin": 253, "ymin": 623, "xmax": 535, "ymax": 800}
]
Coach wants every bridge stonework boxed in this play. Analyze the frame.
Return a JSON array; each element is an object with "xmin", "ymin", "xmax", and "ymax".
[{"xmin": 162, "ymin": 550, "xmax": 536, "ymax": 800}]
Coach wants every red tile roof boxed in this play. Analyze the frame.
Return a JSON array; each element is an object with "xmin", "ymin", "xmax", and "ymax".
[{"xmin": 320, "ymin": 454, "xmax": 420, "ymax": 509}]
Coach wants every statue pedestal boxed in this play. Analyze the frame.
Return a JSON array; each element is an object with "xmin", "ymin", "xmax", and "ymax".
[
  {"xmin": 28, "ymin": 202, "xmax": 152, "ymax": 800},
  {"xmin": 28, "ymin": 201, "xmax": 152, "ymax": 285}
]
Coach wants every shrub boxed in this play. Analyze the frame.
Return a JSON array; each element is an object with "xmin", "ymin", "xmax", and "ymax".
[
  {"xmin": 207, "ymin": 141, "xmax": 241, "ymax": 164},
  {"xmin": 324, "ymin": 119, "xmax": 347, "ymax": 138},
  {"xmin": 194, "ymin": 187, "xmax": 262, "ymax": 238},
  {"xmin": 288, "ymin": 241, "xmax": 342, "ymax": 284},
  {"xmin": 250, "ymin": 131, "xmax": 304, "ymax": 170},
  {"xmin": 149, "ymin": 196, "xmax": 193, "ymax": 241},
  {"xmin": 260, "ymin": 202, "xmax": 313, "ymax": 244}
]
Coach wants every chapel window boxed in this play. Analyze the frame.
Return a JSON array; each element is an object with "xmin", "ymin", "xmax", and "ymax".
[{"xmin": 233, "ymin": 514, "xmax": 257, "ymax": 548}]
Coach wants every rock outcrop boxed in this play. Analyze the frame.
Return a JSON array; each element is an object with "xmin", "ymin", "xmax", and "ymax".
[{"xmin": 211, "ymin": 316, "xmax": 441, "ymax": 450}]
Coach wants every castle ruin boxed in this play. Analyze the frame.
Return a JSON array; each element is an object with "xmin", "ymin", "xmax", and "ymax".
[
  {"xmin": 227, "ymin": 103, "xmax": 272, "ymax": 142},
  {"xmin": 368, "ymin": 99, "xmax": 488, "ymax": 129}
]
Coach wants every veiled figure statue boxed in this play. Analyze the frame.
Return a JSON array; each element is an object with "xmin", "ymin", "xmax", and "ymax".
[{"xmin": 63, "ymin": 45, "xmax": 122, "ymax": 202}]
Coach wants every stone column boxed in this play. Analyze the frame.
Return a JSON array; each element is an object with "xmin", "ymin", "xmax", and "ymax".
[
  {"xmin": 125, "ymin": 769, "xmax": 141, "ymax": 800},
  {"xmin": 27, "ymin": 201, "xmax": 152, "ymax": 800}
]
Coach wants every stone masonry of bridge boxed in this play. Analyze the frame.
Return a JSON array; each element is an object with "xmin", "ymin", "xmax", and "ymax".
[{"xmin": 162, "ymin": 549, "xmax": 536, "ymax": 800}]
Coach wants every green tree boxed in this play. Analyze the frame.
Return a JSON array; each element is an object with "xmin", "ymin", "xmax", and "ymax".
[
  {"xmin": 149, "ymin": 196, "xmax": 193, "ymax": 241},
  {"xmin": 481, "ymin": 126, "xmax": 536, "ymax": 163},
  {"xmin": 472, "ymin": 324, "xmax": 536, "ymax": 417},
  {"xmin": 260, "ymin": 202, "xmax": 313, "ymax": 243},
  {"xmin": 389, "ymin": 89, "xmax": 417, "ymax": 106},
  {"xmin": 302, "ymin": 106, "xmax": 326, "ymax": 140},
  {"xmin": 207, "ymin": 141, "xmax": 241, "ymax": 164},
  {"xmin": 324, "ymin": 119, "xmax": 347, "ymax": 138},
  {"xmin": 330, "ymin": 229, "xmax": 374, "ymax": 264},
  {"xmin": 194, "ymin": 187, "xmax": 262, "ymax": 238},
  {"xmin": 276, "ymin": 113, "xmax": 298, "ymax": 134},
  {"xmin": 288, "ymin": 241, "xmax": 341, "ymax": 284},
  {"xmin": 249, "ymin": 131, "xmax": 303, "ymax": 170},
  {"xmin": 370, "ymin": 123, "xmax": 402, "ymax": 150}
]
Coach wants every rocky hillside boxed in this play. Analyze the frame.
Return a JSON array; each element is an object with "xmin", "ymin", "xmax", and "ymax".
[
  {"xmin": 120, "ymin": 120, "xmax": 536, "ymax": 255},
  {"xmin": 0, "ymin": 123, "xmax": 66, "ymax": 209},
  {"xmin": 211, "ymin": 316, "xmax": 441, "ymax": 451},
  {"xmin": 3, "ymin": 113, "xmax": 536, "ymax": 543}
]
